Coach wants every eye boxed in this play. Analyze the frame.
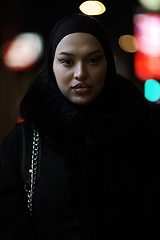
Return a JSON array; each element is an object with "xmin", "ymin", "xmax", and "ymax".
[
  {"xmin": 58, "ymin": 58, "xmax": 74, "ymax": 66},
  {"xmin": 88, "ymin": 57, "xmax": 102, "ymax": 65}
]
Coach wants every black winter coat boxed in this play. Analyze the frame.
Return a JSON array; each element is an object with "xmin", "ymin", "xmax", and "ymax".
[{"xmin": 0, "ymin": 72, "xmax": 159, "ymax": 239}]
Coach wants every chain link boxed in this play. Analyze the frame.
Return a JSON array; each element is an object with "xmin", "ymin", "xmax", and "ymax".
[{"xmin": 24, "ymin": 128, "xmax": 39, "ymax": 216}]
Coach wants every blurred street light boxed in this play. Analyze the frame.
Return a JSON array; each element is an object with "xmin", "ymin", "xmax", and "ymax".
[
  {"xmin": 3, "ymin": 33, "xmax": 43, "ymax": 71},
  {"xmin": 79, "ymin": 1, "xmax": 106, "ymax": 15}
]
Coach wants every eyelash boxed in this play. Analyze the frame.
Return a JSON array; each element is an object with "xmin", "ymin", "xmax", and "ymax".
[{"xmin": 58, "ymin": 57, "xmax": 102, "ymax": 67}]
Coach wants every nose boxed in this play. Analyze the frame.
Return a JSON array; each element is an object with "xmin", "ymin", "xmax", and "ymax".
[{"xmin": 74, "ymin": 62, "xmax": 88, "ymax": 81}]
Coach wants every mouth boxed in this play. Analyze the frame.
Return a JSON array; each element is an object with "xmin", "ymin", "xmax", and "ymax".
[{"xmin": 72, "ymin": 83, "xmax": 92, "ymax": 94}]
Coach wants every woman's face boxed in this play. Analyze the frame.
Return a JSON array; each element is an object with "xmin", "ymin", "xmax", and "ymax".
[{"xmin": 53, "ymin": 32, "xmax": 107, "ymax": 105}]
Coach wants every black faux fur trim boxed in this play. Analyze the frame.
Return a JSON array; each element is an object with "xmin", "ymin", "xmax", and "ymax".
[{"xmin": 20, "ymin": 70, "xmax": 150, "ymax": 151}]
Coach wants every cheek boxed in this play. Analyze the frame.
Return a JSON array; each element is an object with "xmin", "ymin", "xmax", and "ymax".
[
  {"xmin": 53, "ymin": 63, "xmax": 72, "ymax": 98},
  {"xmin": 53, "ymin": 62, "xmax": 62, "ymax": 82},
  {"xmin": 53, "ymin": 63, "xmax": 66, "ymax": 86},
  {"xmin": 54, "ymin": 61, "xmax": 72, "ymax": 83},
  {"xmin": 92, "ymin": 64, "xmax": 107, "ymax": 87}
]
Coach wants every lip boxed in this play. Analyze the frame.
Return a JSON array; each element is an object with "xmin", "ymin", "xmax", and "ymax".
[
  {"xmin": 72, "ymin": 83, "xmax": 92, "ymax": 89},
  {"xmin": 72, "ymin": 83, "xmax": 92, "ymax": 93}
]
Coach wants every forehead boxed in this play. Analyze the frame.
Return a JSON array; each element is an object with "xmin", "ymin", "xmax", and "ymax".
[{"xmin": 55, "ymin": 32, "xmax": 104, "ymax": 53}]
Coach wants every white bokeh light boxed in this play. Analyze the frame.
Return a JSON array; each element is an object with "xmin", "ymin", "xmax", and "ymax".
[{"xmin": 3, "ymin": 33, "xmax": 43, "ymax": 70}]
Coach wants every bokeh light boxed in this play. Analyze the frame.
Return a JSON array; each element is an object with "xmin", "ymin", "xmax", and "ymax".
[
  {"xmin": 134, "ymin": 14, "xmax": 160, "ymax": 81},
  {"xmin": 134, "ymin": 14, "xmax": 160, "ymax": 56},
  {"xmin": 79, "ymin": 1, "xmax": 106, "ymax": 15},
  {"xmin": 3, "ymin": 33, "xmax": 43, "ymax": 71},
  {"xmin": 119, "ymin": 35, "xmax": 138, "ymax": 53},
  {"xmin": 134, "ymin": 53, "xmax": 160, "ymax": 81},
  {"xmin": 144, "ymin": 79, "xmax": 160, "ymax": 102},
  {"xmin": 138, "ymin": 0, "xmax": 160, "ymax": 11}
]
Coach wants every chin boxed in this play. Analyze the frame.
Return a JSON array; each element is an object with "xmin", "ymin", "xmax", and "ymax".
[{"xmin": 70, "ymin": 97, "xmax": 95, "ymax": 105}]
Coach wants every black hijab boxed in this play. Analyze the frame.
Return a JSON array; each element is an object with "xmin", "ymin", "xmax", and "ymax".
[{"xmin": 45, "ymin": 13, "xmax": 116, "ymax": 89}]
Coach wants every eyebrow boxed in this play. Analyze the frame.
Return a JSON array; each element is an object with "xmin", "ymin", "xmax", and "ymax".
[{"xmin": 58, "ymin": 50, "xmax": 102, "ymax": 57}]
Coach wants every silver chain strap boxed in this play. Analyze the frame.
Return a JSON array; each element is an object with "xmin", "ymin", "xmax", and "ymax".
[{"xmin": 24, "ymin": 128, "xmax": 40, "ymax": 216}]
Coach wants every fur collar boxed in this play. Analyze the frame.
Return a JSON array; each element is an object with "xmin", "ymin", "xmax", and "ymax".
[{"xmin": 20, "ymin": 70, "xmax": 150, "ymax": 152}]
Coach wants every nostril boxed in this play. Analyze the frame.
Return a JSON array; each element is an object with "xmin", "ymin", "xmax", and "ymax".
[{"xmin": 75, "ymin": 76, "xmax": 87, "ymax": 81}]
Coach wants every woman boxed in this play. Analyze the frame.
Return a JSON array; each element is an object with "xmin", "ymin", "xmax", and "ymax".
[{"xmin": 0, "ymin": 13, "xmax": 158, "ymax": 239}]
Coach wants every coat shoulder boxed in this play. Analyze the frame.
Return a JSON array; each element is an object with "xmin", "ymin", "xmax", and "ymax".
[{"xmin": 0, "ymin": 123, "xmax": 21, "ymax": 162}]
